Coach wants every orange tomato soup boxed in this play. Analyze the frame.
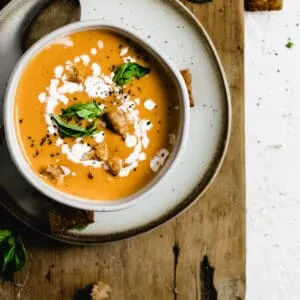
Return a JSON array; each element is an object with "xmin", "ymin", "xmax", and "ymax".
[{"xmin": 15, "ymin": 30, "xmax": 179, "ymax": 200}]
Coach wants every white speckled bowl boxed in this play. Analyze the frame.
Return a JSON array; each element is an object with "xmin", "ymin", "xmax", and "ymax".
[{"xmin": 3, "ymin": 20, "xmax": 190, "ymax": 212}]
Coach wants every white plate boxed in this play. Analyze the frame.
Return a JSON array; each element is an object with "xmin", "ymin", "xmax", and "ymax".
[{"xmin": 0, "ymin": 0, "xmax": 231, "ymax": 244}]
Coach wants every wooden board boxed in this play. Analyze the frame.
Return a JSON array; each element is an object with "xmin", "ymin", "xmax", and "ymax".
[{"xmin": 0, "ymin": 0, "xmax": 245, "ymax": 299}]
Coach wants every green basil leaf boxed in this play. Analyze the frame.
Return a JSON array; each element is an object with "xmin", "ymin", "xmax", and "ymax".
[
  {"xmin": 113, "ymin": 62, "xmax": 150, "ymax": 86},
  {"xmin": 2, "ymin": 246, "xmax": 15, "ymax": 273},
  {"xmin": 0, "ymin": 230, "xmax": 26, "ymax": 276},
  {"xmin": 0, "ymin": 229, "xmax": 12, "ymax": 244},
  {"xmin": 61, "ymin": 102, "xmax": 103, "ymax": 120},
  {"xmin": 52, "ymin": 115, "xmax": 88, "ymax": 133},
  {"xmin": 14, "ymin": 236, "xmax": 26, "ymax": 271},
  {"xmin": 1, "ymin": 236, "xmax": 16, "ymax": 273},
  {"xmin": 52, "ymin": 115, "xmax": 98, "ymax": 138}
]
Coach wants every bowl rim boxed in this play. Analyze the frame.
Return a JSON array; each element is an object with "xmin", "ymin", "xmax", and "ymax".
[{"xmin": 3, "ymin": 20, "xmax": 190, "ymax": 212}]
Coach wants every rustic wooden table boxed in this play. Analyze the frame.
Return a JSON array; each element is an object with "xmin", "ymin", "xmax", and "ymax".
[{"xmin": 0, "ymin": 0, "xmax": 245, "ymax": 299}]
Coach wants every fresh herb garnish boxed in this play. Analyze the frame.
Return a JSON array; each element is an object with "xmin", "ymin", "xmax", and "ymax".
[
  {"xmin": 286, "ymin": 40, "xmax": 294, "ymax": 49},
  {"xmin": 113, "ymin": 62, "xmax": 150, "ymax": 86},
  {"xmin": 52, "ymin": 115, "xmax": 98, "ymax": 138},
  {"xmin": 0, "ymin": 229, "xmax": 26, "ymax": 276},
  {"xmin": 52, "ymin": 102, "xmax": 103, "ymax": 138},
  {"xmin": 61, "ymin": 102, "xmax": 103, "ymax": 120}
]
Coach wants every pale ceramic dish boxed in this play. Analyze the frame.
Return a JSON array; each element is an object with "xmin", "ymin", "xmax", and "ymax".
[
  {"xmin": 4, "ymin": 21, "xmax": 190, "ymax": 212},
  {"xmin": 0, "ymin": 0, "xmax": 231, "ymax": 244}
]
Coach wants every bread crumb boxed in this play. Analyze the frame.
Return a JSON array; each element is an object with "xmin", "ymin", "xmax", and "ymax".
[
  {"xmin": 90, "ymin": 281, "xmax": 112, "ymax": 300},
  {"xmin": 66, "ymin": 66, "xmax": 85, "ymax": 83}
]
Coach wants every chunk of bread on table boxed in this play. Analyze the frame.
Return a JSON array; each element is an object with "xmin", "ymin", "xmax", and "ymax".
[
  {"xmin": 245, "ymin": 0, "xmax": 282, "ymax": 11},
  {"xmin": 49, "ymin": 206, "xmax": 94, "ymax": 234}
]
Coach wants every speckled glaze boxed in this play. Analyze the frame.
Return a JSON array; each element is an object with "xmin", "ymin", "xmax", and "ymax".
[{"xmin": 0, "ymin": 0, "xmax": 231, "ymax": 243}]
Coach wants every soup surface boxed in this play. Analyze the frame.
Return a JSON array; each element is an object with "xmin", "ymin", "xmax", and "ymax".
[{"xmin": 15, "ymin": 30, "xmax": 179, "ymax": 200}]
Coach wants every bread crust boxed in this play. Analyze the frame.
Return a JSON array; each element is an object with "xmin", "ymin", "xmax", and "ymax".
[
  {"xmin": 180, "ymin": 69, "xmax": 195, "ymax": 108},
  {"xmin": 245, "ymin": 0, "xmax": 283, "ymax": 11}
]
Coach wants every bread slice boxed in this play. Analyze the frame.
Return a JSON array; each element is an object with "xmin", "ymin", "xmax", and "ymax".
[
  {"xmin": 180, "ymin": 69, "xmax": 195, "ymax": 108},
  {"xmin": 245, "ymin": 0, "xmax": 283, "ymax": 11},
  {"xmin": 49, "ymin": 205, "xmax": 94, "ymax": 234}
]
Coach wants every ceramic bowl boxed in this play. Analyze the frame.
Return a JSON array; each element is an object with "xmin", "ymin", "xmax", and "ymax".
[{"xmin": 3, "ymin": 20, "xmax": 190, "ymax": 212}]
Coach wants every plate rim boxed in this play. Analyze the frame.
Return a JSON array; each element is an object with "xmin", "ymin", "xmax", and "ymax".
[{"xmin": 0, "ymin": 0, "xmax": 231, "ymax": 244}]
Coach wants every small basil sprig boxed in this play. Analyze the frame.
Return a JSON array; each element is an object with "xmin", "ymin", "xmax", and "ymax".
[
  {"xmin": 113, "ymin": 62, "xmax": 150, "ymax": 86},
  {"xmin": 0, "ymin": 229, "xmax": 26, "ymax": 276},
  {"xmin": 52, "ymin": 115, "xmax": 98, "ymax": 138},
  {"xmin": 61, "ymin": 102, "xmax": 103, "ymax": 120}
]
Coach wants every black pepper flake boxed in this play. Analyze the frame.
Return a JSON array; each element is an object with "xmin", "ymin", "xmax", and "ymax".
[
  {"xmin": 56, "ymin": 152, "xmax": 59, "ymax": 156},
  {"xmin": 30, "ymin": 144, "xmax": 34, "ymax": 148},
  {"xmin": 134, "ymin": 168, "xmax": 137, "ymax": 172},
  {"xmin": 19, "ymin": 119, "xmax": 23, "ymax": 124},
  {"xmin": 48, "ymin": 140, "xmax": 52, "ymax": 145},
  {"xmin": 118, "ymin": 44, "xmax": 123, "ymax": 49},
  {"xmin": 88, "ymin": 172, "xmax": 94, "ymax": 180},
  {"xmin": 40, "ymin": 137, "xmax": 47, "ymax": 146},
  {"xmin": 46, "ymin": 134, "xmax": 50, "ymax": 138},
  {"xmin": 50, "ymin": 154, "xmax": 55, "ymax": 158},
  {"xmin": 27, "ymin": 136, "xmax": 32, "ymax": 140},
  {"xmin": 147, "ymin": 121, "xmax": 151, "ymax": 126}
]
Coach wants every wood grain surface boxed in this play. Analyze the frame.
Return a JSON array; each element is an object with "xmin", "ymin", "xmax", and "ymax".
[{"xmin": 0, "ymin": 0, "xmax": 245, "ymax": 299}]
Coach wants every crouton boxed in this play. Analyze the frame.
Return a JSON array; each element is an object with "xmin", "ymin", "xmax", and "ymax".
[
  {"xmin": 94, "ymin": 143, "xmax": 109, "ymax": 161},
  {"xmin": 245, "ymin": 0, "xmax": 282, "ymax": 11},
  {"xmin": 104, "ymin": 109, "xmax": 133, "ymax": 137},
  {"xmin": 84, "ymin": 143, "xmax": 123, "ymax": 176},
  {"xmin": 90, "ymin": 281, "xmax": 112, "ymax": 300},
  {"xmin": 107, "ymin": 157, "xmax": 123, "ymax": 176},
  {"xmin": 180, "ymin": 69, "xmax": 195, "ymax": 107},
  {"xmin": 94, "ymin": 143, "xmax": 123, "ymax": 176},
  {"xmin": 40, "ymin": 165, "xmax": 64, "ymax": 183},
  {"xmin": 67, "ymin": 66, "xmax": 85, "ymax": 83}
]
